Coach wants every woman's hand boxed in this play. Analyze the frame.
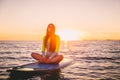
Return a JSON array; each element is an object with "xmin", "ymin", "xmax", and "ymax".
[
  {"xmin": 42, "ymin": 51, "xmax": 45, "ymax": 58},
  {"xmin": 46, "ymin": 52, "xmax": 51, "ymax": 58},
  {"xmin": 49, "ymin": 52, "xmax": 57, "ymax": 59}
]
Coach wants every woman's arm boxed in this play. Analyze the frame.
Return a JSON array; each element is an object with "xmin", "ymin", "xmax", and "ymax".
[
  {"xmin": 42, "ymin": 36, "xmax": 45, "ymax": 57},
  {"xmin": 55, "ymin": 35, "xmax": 60, "ymax": 53}
]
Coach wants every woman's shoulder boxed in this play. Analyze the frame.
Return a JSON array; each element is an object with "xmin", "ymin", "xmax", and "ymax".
[
  {"xmin": 55, "ymin": 34, "xmax": 60, "ymax": 38},
  {"xmin": 43, "ymin": 36, "xmax": 46, "ymax": 40},
  {"xmin": 55, "ymin": 35, "xmax": 60, "ymax": 40}
]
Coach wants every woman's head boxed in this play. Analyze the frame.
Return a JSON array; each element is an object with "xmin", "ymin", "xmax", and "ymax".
[
  {"xmin": 46, "ymin": 23, "xmax": 55, "ymax": 36},
  {"xmin": 45, "ymin": 23, "xmax": 57, "ymax": 52}
]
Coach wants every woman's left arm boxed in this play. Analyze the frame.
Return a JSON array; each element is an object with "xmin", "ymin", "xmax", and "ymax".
[{"xmin": 55, "ymin": 35, "xmax": 60, "ymax": 53}]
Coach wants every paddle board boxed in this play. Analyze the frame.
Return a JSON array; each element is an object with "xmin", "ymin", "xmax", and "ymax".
[{"xmin": 7, "ymin": 58, "xmax": 73, "ymax": 75}]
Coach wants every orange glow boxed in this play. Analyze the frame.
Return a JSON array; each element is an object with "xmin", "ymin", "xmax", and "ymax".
[
  {"xmin": 0, "ymin": 33, "xmax": 41, "ymax": 41},
  {"xmin": 57, "ymin": 30, "xmax": 83, "ymax": 41},
  {"xmin": 0, "ymin": 0, "xmax": 120, "ymax": 40}
]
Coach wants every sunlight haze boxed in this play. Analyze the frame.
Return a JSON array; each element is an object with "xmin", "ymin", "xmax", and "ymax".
[{"xmin": 0, "ymin": 0, "xmax": 120, "ymax": 40}]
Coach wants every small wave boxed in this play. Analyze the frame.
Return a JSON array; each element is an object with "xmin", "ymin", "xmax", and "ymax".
[
  {"xmin": 0, "ymin": 51, "xmax": 23, "ymax": 54},
  {"xmin": 18, "ymin": 56, "xmax": 31, "ymax": 59},
  {"xmin": 103, "ymin": 66, "xmax": 120, "ymax": 70},
  {"xmin": 80, "ymin": 57, "xmax": 119, "ymax": 60},
  {"xmin": 0, "ymin": 52, "xmax": 12, "ymax": 54},
  {"xmin": 113, "ymin": 61, "xmax": 120, "ymax": 64},
  {"xmin": 0, "ymin": 57, "xmax": 16, "ymax": 60},
  {"xmin": 107, "ymin": 50, "xmax": 120, "ymax": 53},
  {"xmin": 0, "ymin": 66, "xmax": 12, "ymax": 69}
]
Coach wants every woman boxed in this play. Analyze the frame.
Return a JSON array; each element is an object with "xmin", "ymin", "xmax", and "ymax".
[{"xmin": 31, "ymin": 23, "xmax": 63, "ymax": 64}]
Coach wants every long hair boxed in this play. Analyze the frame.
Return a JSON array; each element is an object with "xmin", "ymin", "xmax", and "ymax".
[{"xmin": 44, "ymin": 23, "xmax": 56, "ymax": 52}]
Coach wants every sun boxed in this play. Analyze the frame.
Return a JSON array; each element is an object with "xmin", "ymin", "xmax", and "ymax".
[{"xmin": 57, "ymin": 30, "xmax": 83, "ymax": 41}]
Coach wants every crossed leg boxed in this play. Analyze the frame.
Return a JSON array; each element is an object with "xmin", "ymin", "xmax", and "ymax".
[
  {"xmin": 31, "ymin": 52, "xmax": 63, "ymax": 64},
  {"xmin": 31, "ymin": 52, "xmax": 43, "ymax": 63},
  {"xmin": 51, "ymin": 55, "xmax": 63, "ymax": 64}
]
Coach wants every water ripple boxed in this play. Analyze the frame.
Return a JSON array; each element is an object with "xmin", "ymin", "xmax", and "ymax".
[{"xmin": 0, "ymin": 41, "xmax": 120, "ymax": 80}]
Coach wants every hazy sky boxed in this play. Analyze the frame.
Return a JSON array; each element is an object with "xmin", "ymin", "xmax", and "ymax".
[{"xmin": 0, "ymin": 0, "xmax": 120, "ymax": 40}]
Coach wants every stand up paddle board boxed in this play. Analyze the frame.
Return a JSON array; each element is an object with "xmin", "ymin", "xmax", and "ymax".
[{"xmin": 7, "ymin": 58, "xmax": 73, "ymax": 75}]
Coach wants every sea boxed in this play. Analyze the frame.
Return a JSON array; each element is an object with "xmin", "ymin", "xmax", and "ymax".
[{"xmin": 0, "ymin": 40, "xmax": 120, "ymax": 80}]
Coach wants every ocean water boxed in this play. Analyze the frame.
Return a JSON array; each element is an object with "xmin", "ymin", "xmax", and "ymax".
[{"xmin": 0, "ymin": 40, "xmax": 120, "ymax": 80}]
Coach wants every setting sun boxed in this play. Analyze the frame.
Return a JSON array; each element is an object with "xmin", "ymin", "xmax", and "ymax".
[{"xmin": 57, "ymin": 30, "xmax": 83, "ymax": 41}]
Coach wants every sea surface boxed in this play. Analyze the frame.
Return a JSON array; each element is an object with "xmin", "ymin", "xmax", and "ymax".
[{"xmin": 0, "ymin": 40, "xmax": 120, "ymax": 80}]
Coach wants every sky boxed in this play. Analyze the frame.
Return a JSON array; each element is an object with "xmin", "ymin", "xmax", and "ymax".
[{"xmin": 0, "ymin": 0, "xmax": 120, "ymax": 40}]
